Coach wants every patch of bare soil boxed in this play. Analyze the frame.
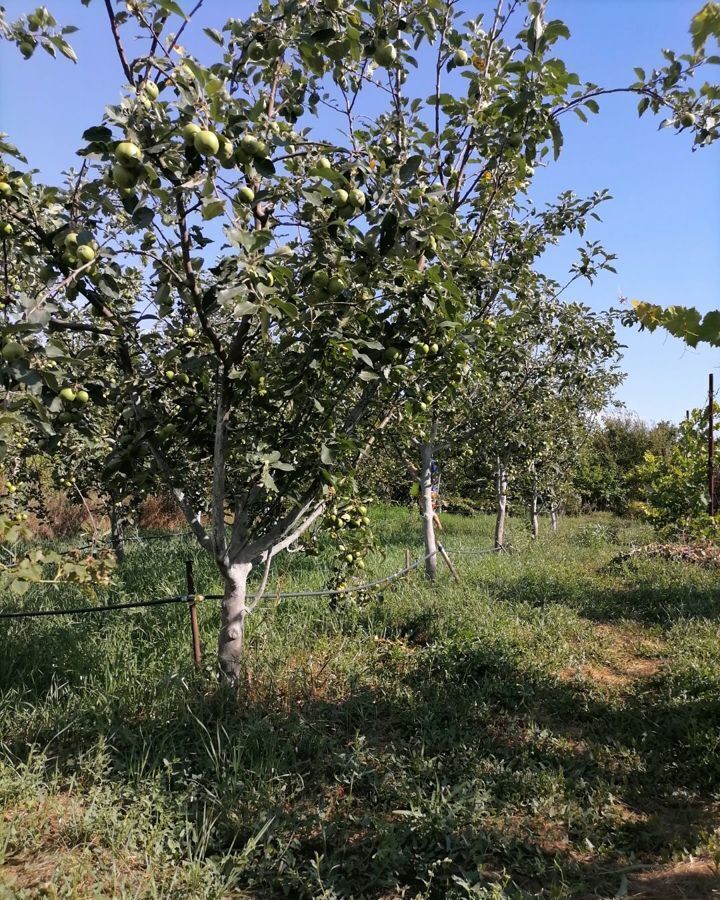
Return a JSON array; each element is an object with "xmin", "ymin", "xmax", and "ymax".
[
  {"xmin": 558, "ymin": 621, "xmax": 666, "ymax": 691},
  {"xmin": 628, "ymin": 858, "xmax": 720, "ymax": 898}
]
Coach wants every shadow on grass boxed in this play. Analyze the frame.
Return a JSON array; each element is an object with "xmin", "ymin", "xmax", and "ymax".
[
  {"xmin": 3, "ymin": 606, "xmax": 719, "ymax": 899},
  {"xmin": 474, "ymin": 562, "xmax": 720, "ymax": 627}
]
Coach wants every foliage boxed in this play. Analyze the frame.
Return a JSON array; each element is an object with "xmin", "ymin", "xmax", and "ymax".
[
  {"xmin": 630, "ymin": 405, "xmax": 720, "ymax": 541},
  {"xmin": 574, "ymin": 413, "xmax": 678, "ymax": 513}
]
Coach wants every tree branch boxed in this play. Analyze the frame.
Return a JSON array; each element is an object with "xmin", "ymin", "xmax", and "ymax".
[{"xmin": 103, "ymin": 0, "xmax": 134, "ymax": 85}]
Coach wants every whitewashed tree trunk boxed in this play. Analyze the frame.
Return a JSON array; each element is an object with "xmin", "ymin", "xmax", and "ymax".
[
  {"xmin": 218, "ymin": 561, "xmax": 252, "ymax": 680},
  {"xmin": 529, "ymin": 469, "xmax": 539, "ymax": 540},
  {"xmin": 420, "ymin": 420, "xmax": 438, "ymax": 582},
  {"xmin": 494, "ymin": 460, "xmax": 508, "ymax": 550},
  {"xmin": 549, "ymin": 501, "xmax": 559, "ymax": 532}
]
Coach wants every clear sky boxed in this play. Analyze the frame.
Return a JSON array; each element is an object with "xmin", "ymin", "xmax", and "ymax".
[{"xmin": 1, "ymin": 0, "xmax": 718, "ymax": 425}]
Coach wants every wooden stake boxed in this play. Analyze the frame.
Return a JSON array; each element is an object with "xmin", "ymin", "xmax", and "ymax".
[
  {"xmin": 437, "ymin": 544, "xmax": 461, "ymax": 583},
  {"xmin": 404, "ymin": 548, "xmax": 411, "ymax": 570},
  {"xmin": 709, "ymin": 374, "xmax": 715, "ymax": 516},
  {"xmin": 185, "ymin": 559, "xmax": 202, "ymax": 670}
]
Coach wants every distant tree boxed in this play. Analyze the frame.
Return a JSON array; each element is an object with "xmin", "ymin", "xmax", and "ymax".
[{"xmin": 631, "ymin": 406, "xmax": 719, "ymax": 541}]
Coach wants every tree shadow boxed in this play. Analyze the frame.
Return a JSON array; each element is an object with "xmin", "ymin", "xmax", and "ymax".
[{"xmin": 3, "ymin": 606, "xmax": 719, "ymax": 898}]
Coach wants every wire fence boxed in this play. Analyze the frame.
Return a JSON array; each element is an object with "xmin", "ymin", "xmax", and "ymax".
[{"xmin": 0, "ymin": 544, "xmax": 501, "ymax": 622}]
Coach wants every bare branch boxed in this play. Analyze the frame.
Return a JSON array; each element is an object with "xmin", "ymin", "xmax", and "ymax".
[{"xmin": 103, "ymin": 0, "xmax": 134, "ymax": 86}]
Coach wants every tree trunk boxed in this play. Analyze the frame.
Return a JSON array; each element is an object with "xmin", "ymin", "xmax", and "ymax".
[
  {"xmin": 529, "ymin": 471, "xmax": 539, "ymax": 540},
  {"xmin": 109, "ymin": 501, "xmax": 125, "ymax": 564},
  {"xmin": 549, "ymin": 501, "xmax": 559, "ymax": 532},
  {"xmin": 218, "ymin": 561, "xmax": 252, "ymax": 681},
  {"xmin": 420, "ymin": 437, "xmax": 438, "ymax": 582},
  {"xmin": 494, "ymin": 460, "xmax": 508, "ymax": 550}
]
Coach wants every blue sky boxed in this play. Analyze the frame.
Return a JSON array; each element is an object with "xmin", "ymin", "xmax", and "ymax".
[{"xmin": 1, "ymin": 0, "xmax": 718, "ymax": 424}]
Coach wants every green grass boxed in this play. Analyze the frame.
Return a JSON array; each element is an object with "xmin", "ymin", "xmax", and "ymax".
[{"xmin": 1, "ymin": 509, "xmax": 719, "ymax": 898}]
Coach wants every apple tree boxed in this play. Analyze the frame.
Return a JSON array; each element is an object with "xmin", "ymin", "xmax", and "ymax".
[{"xmin": 1, "ymin": 0, "xmax": 716, "ymax": 678}]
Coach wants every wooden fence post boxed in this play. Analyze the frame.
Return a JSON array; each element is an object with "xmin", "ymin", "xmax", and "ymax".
[{"xmin": 437, "ymin": 544, "xmax": 461, "ymax": 583}]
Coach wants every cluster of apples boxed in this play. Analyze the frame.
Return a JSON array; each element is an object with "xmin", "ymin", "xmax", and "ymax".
[
  {"xmin": 325, "ymin": 498, "xmax": 373, "ymax": 589},
  {"xmin": 61, "ymin": 231, "xmax": 96, "ymax": 266},
  {"xmin": 59, "ymin": 386, "xmax": 90, "ymax": 404},
  {"xmin": 0, "ymin": 176, "xmax": 17, "ymax": 240}
]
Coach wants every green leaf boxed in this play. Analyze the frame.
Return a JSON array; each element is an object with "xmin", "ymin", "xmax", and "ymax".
[
  {"xmin": 203, "ymin": 27, "xmax": 224, "ymax": 46},
  {"xmin": 549, "ymin": 118, "xmax": 564, "ymax": 161},
  {"xmin": 157, "ymin": 0, "xmax": 188, "ymax": 20},
  {"xmin": 399, "ymin": 155, "xmax": 423, "ymax": 182},
  {"xmin": 253, "ymin": 157, "xmax": 276, "ymax": 178},
  {"xmin": 320, "ymin": 443, "xmax": 334, "ymax": 465},
  {"xmin": 690, "ymin": 2, "xmax": 720, "ymax": 52},
  {"xmin": 202, "ymin": 198, "xmax": 226, "ymax": 220},
  {"xmin": 378, "ymin": 211, "xmax": 398, "ymax": 256},
  {"xmin": 82, "ymin": 125, "xmax": 113, "ymax": 143}
]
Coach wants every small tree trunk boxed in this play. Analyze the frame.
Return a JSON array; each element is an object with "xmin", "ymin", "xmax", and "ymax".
[
  {"xmin": 420, "ymin": 437, "xmax": 438, "ymax": 582},
  {"xmin": 549, "ymin": 501, "xmax": 559, "ymax": 532},
  {"xmin": 218, "ymin": 561, "xmax": 252, "ymax": 681},
  {"xmin": 494, "ymin": 460, "xmax": 508, "ymax": 550},
  {"xmin": 109, "ymin": 501, "xmax": 125, "ymax": 564},
  {"xmin": 529, "ymin": 471, "xmax": 539, "ymax": 540}
]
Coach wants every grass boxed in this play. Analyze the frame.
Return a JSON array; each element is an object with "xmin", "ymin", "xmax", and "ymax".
[{"xmin": 1, "ymin": 508, "xmax": 719, "ymax": 898}]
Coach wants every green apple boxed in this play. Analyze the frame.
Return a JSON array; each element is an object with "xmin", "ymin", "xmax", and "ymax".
[
  {"xmin": 19, "ymin": 41, "xmax": 34, "ymax": 59},
  {"xmin": 217, "ymin": 138, "xmax": 235, "ymax": 166},
  {"xmin": 312, "ymin": 270, "xmax": 330, "ymax": 290},
  {"xmin": 1, "ymin": 341, "xmax": 23, "ymax": 362},
  {"xmin": 182, "ymin": 122, "xmax": 201, "ymax": 144},
  {"xmin": 112, "ymin": 164, "xmax": 139, "ymax": 190},
  {"xmin": 429, "ymin": 342, "xmax": 439, "ymax": 354},
  {"xmin": 373, "ymin": 42, "xmax": 397, "ymax": 67},
  {"xmin": 241, "ymin": 135, "xmax": 262, "ymax": 156},
  {"xmin": 115, "ymin": 141, "xmax": 143, "ymax": 167},
  {"xmin": 76, "ymin": 389, "xmax": 89, "ymax": 403},
  {"xmin": 59, "ymin": 387, "xmax": 76, "ymax": 402},
  {"xmin": 194, "ymin": 130, "xmax": 220, "ymax": 156},
  {"xmin": 345, "ymin": 553, "xmax": 354, "ymax": 563},
  {"xmin": 0, "ymin": 223, "xmax": 13, "ymax": 237},
  {"xmin": 348, "ymin": 188, "xmax": 366, "ymax": 207},
  {"xmin": 317, "ymin": 156, "xmax": 332, "ymax": 172},
  {"xmin": 327, "ymin": 276, "xmax": 345, "ymax": 295},
  {"xmin": 76, "ymin": 244, "xmax": 96, "ymax": 264},
  {"xmin": 141, "ymin": 79, "xmax": 159, "ymax": 100},
  {"xmin": 358, "ymin": 505, "xmax": 368, "ymax": 515},
  {"xmin": 453, "ymin": 49, "xmax": 469, "ymax": 66},
  {"xmin": 248, "ymin": 42, "xmax": 266, "ymax": 61},
  {"xmin": 333, "ymin": 188, "xmax": 349, "ymax": 206},
  {"xmin": 183, "ymin": 326, "xmax": 196, "ymax": 338},
  {"xmin": 64, "ymin": 232, "xmax": 79, "ymax": 251},
  {"xmin": 419, "ymin": 342, "xmax": 430, "ymax": 354},
  {"xmin": 165, "ymin": 370, "xmax": 175, "ymax": 381},
  {"xmin": 0, "ymin": 182, "xmax": 11, "ymax": 198},
  {"xmin": 680, "ymin": 111, "xmax": 696, "ymax": 127},
  {"xmin": 507, "ymin": 133, "xmax": 523, "ymax": 149},
  {"xmin": 177, "ymin": 63, "xmax": 195, "ymax": 80},
  {"xmin": 237, "ymin": 185, "xmax": 255, "ymax": 203},
  {"xmin": 383, "ymin": 346, "xmax": 400, "ymax": 361}
]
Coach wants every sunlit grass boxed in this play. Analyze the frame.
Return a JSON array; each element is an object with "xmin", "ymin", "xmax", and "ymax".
[{"xmin": 1, "ymin": 509, "xmax": 719, "ymax": 898}]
